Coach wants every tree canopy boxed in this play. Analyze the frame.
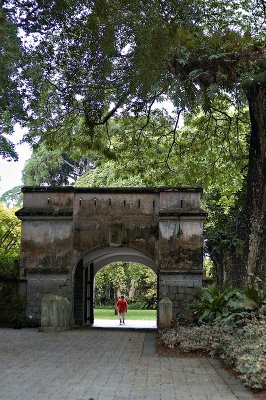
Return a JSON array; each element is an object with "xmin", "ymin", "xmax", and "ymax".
[
  {"xmin": 22, "ymin": 143, "xmax": 94, "ymax": 186},
  {"xmin": 0, "ymin": 5, "xmax": 25, "ymax": 160},
  {"xmin": 2, "ymin": 0, "xmax": 264, "ymax": 143},
  {"xmin": 1, "ymin": 0, "xmax": 266, "ymax": 283}
]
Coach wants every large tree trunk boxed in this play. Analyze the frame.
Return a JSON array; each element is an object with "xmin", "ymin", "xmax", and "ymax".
[
  {"xmin": 207, "ymin": 237, "xmax": 247, "ymax": 288},
  {"xmin": 244, "ymin": 74, "xmax": 266, "ymax": 283}
]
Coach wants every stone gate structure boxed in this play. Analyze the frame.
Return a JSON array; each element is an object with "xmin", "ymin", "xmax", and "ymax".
[{"xmin": 16, "ymin": 187, "xmax": 207, "ymax": 327}]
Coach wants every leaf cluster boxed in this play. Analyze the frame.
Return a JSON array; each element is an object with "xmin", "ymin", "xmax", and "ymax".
[
  {"xmin": 0, "ymin": 203, "xmax": 21, "ymax": 278},
  {"xmin": 189, "ymin": 282, "xmax": 266, "ymax": 326},
  {"xmin": 0, "ymin": 5, "xmax": 25, "ymax": 160},
  {"xmin": 2, "ymin": 0, "xmax": 265, "ymax": 146},
  {"xmin": 22, "ymin": 143, "xmax": 94, "ymax": 186}
]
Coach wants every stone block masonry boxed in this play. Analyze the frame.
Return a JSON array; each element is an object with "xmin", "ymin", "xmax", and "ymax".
[{"xmin": 159, "ymin": 273, "xmax": 202, "ymax": 318}]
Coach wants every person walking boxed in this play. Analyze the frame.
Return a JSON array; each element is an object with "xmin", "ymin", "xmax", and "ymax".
[{"xmin": 116, "ymin": 295, "xmax": 128, "ymax": 325}]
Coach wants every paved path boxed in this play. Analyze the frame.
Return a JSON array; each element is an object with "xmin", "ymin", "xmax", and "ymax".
[
  {"xmin": 0, "ymin": 327, "xmax": 257, "ymax": 400},
  {"xmin": 93, "ymin": 319, "xmax": 157, "ymax": 329}
]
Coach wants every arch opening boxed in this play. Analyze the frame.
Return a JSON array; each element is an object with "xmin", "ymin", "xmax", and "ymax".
[
  {"xmin": 94, "ymin": 262, "xmax": 157, "ymax": 328},
  {"xmin": 73, "ymin": 246, "xmax": 158, "ymax": 328}
]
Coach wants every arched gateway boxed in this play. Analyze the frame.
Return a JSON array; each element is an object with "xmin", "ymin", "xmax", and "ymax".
[{"xmin": 16, "ymin": 187, "xmax": 207, "ymax": 327}]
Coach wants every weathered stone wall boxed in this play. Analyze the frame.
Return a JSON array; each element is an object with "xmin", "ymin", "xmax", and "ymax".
[
  {"xmin": 20, "ymin": 220, "xmax": 73, "ymax": 275},
  {"xmin": 26, "ymin": 274, "xmax": 72, "ymax": 324},
  {"xmin": 73, "ymin": 192, "xmax": 159, "ymax": 261},
  {"xmin": 159, "ymin": 273, "xmax": 202, "ymax": 318},
  {"xmin": 159, "ymin": 217, "xmax": 205, "ymax": 272}
]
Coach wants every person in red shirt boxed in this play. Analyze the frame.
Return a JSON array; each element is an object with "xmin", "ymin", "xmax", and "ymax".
[{"xmin": 116, "ymin": 295, "xmax": 128, "ymax": 325}]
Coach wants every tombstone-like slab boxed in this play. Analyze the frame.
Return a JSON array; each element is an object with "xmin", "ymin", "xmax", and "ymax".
[{"xmin": 40, "ymin": 294, "xmax": 70, "ymax": 331}]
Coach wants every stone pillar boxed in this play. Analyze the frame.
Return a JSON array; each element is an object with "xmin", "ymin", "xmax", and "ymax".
[
  {"xmin": 40, "ymin": 294, "xmax": 70, "ymax": 331},
  {"xmin": 159, "ymin": 297, "xmax": 172, "ymax": 328},
  {"xmin": 158, "ymin": 191, "xmax": 207, "ymax": 317}
]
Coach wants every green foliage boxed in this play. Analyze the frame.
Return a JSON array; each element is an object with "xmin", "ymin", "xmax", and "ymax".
[
  {"xmin": 75, "ymin": 161, "xmax": 145, "ymax": 188},
  {"xmin": 0, "ymin": 203, "xmax": 21, "ymax": 279},
  {"xmin": 244, "ymin": 277, "xmax": 266, "ymax": 307},
  {"xmin": 161, "ymin": 323, "xmax": 234, "ymax": 353},
  {"xmin": 2, "ymin": 0, "xmax": 264, "ymax": 288},
  {"xmin": 4, "ymin": 0, "xmax": 264, "ymax": 139},
  {"xmin": 0, "ymin": 6, "xmax": 24, "ymax": 160},
  {"xmin": 0, "ymin": 185, "xmax": 22, "ymax": 209},
  {"xmin": 0, "ymin": 283, "xmax": 28, "ymax": 326},
  {"xmin": 0, "ymin": 283, "xmax": 24, "ymax": 311},
  {"xmin": 203, "ymin": 257, "xmax": 214, "ymax": 278},
  {"xmin": 22, "ymin": 143, "xmax": 93, "ymax": 186},
  {"xmin": 189, "ymin": 286, "xmax": 237, "ymax": 324},
  {"xmin": 74, "ymin": 104, "xmax": 248, "ymax": 194},
  {"xmin": 0, "ymin": 254, "xmax": 20, "ymax": 279},
  {"xmin": 160, "ymin": 319, "xmax": 266, "ymax": 389},
  {"xmin": 94, "ymin": 262, "xmax": 157, "ymax": 309},
  {"xmin": 190, "ymin": 283, "xmax": 266, "ymax": 326},
  {"xmin": 203, "ymin": 187, "xmax": 249, "ymax": 287},
  {"xmin": 74, "ymin": 105, "xmax": 250, "ymax": 287},
  {"xmin": 225, "ymin": 320, "xmax": 266, "ymax": 390},
  {"xmin": 94, "ymin": 308, "xmax": 156, "ymax": 320}
]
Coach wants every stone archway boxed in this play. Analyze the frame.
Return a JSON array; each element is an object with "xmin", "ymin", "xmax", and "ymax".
[
  {"xmin": 73, "ymin": 247, "xmax": 158, "ymax": 326},
  {"xmin": 15, "ymin": 186, "xmax": 207, "ymax": 327}
]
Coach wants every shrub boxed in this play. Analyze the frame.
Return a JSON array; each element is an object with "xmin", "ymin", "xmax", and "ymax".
[
  {"xmin": 189, "ymin": 283, "xmax": 266, "ymax": 326},
  {"xmin": 0, "ymin": 283, "xmax": 27, "ymax": 327},
  {"xmin": 160, "ymin": 319, "xmax": 266, "ymax": 390},
  {"xmin": 0, "ymin": 254, "xmax": 20, "ymax": 279},
  {"xmin": 189, "ymin": 285, "xmax": 237, "ymax": 324}
]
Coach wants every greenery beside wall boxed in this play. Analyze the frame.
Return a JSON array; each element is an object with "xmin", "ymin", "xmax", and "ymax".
[
  {"xmin": 160, "ymin": 279, "xmax": 266, "ymax": 390},
  {"xmin": 0, "ymin": 203, "xmax": 21, "ymax": 279}
]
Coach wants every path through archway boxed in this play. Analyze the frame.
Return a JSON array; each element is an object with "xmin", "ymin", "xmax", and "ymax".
[
  {"xmin": 94, "ymin": 261, "xmax": 157, "ymax": 328},
  {"xmin": 73, "ymin": 247, "xmax": 158, "ymax": 327}
]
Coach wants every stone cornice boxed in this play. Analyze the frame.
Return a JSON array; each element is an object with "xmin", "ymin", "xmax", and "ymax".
[
  {"xmin": 21, "ymin": 186, "xmax": 204, "ymax": 194},
  {"xmin": 159, "ymin": 209, "xmax": 208, "ymax": 218},
  {"xmin": 15, "ymin": 207, "xmax": 73, "ymax": 218}
]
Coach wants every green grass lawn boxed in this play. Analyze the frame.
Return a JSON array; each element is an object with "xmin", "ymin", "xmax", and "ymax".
[{"xmin": 94, "ymin": 308, "xmax": 156, "ymax": 320}]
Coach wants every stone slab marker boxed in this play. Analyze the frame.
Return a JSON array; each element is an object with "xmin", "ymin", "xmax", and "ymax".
[
  {"xmin": 159, "ymin": 296, "xmax": 172, "ymax": 328},
  {"xmin": 41, "ymin": 294, "xmax": 70, "ymax": 331}
]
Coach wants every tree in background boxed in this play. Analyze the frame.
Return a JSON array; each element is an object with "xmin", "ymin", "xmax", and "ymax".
[
  {"xmin": 0, "ymin": 4, "xmax": 25, "ymax": 161},
  {"xmin": 75, "ymin": 105, "xmax": 249, "ymax": 286},
  {"xmin": 95, "ymin": 262, "xmax": 157, "ymax": 309},
  {"xmin": 0, "ymin": 143, "xmax": 95, "ymax": 207},
  {"xmin": 0, "ymin": 104, "xmax": 250, "ymax": 285},
  {"xmin": 0, "ymin": 185, "xmax": 22, "ymax": 209},
  {"xmin": 22, "ymin": 143, "xmax": 94, "ymax": 186},
  {"xmin": 75, "ymin": 160, "xmax": 145, "ymax": 188},
  {"xmin": 0, "ymin": 203, "xmax": 21, "ymax": 279},
  {"xmin": 2, "ymin": 0, "xmax": 265, "ymax": 284}
]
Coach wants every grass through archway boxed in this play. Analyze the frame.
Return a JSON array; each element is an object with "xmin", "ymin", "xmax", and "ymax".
[{"xmin": 94, "ymin": 261, "xmax": 157, "ymax": 323}]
